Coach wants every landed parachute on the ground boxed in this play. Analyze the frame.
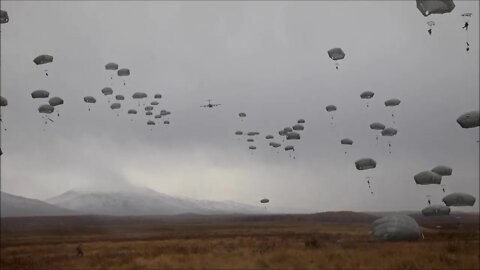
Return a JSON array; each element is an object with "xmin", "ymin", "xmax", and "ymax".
[
  {"xmin": 31, "ymin": 90, "xmax": 50, "ymax": 99},
  {"xmin": 355, "ymin": 158, "xmax": 376, "ymax": 170},
  {"xmin": 431, "ymin": 165, "xmax": 452, "ymax": 176},
  {"xmin": 443, "ymin": 193, "xmax": 476, "ymax": 206},
  {"xmin": 421, "ymin": 205, "xmax": 450, "ymax": 216},
  {"xmin": 416, "ymin": 0, "xmax": 455, "ymax": 17},
  {"xmin": 456, "ymin": 111, "xmax": 479, "ymax": 128},
  {"xmin": 414, "ymin": 171, "xmax": 442, "ymax": 185},
  {"xmin": 371, "ymin": 215, "xmax": 422, "ymax": 241}
]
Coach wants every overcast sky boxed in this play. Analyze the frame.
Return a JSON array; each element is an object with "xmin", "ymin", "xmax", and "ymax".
[{"xmin": 1, "ymin": 1, "xmax": 478, "ymax": 213}]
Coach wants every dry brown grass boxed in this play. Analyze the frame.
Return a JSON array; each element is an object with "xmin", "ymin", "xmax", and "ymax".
[{"xmin": 1, "ymin": 217, "xmax": 479, "ymax": 270}]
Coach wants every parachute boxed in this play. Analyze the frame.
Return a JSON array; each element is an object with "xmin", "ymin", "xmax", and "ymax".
[
  {"xmin": 128, "ymin": 109, "xmax": 137, "ymax": 114},
  {"xmin": 31, "ymin": 90, "xmax": 50, "ymax": 99},
  {"xmin": 370, "ymin": 122, "xmax": 386, "ymax": 130},
  {"xmin": 327, "ymin": 48, "xmax": 345, "ymax": 69},
  {"xmin": 247, "ymin": 132, "xmax": 256, "ymax": 136},
  {"xmin": 414, "ymin": 171, "xmax": 442, "ymax": 185},
  {"xmin": 147, "ymin": 120, "xmax": 155, "ymax": 126},
  {"xmin": 235, "ymin": 131, "xmax": 243, "ymax": 135},
  {"xmin": 456, "ymin": 111, "xmax": 479, "ymax": 128},
  {"xmin": 371, "ymin": 215, "xmax": 422, "ymax": 241},
  {"xmin": 145, "ymin": 106, "xmax": 154, "ymax": 111},
  {"xmin": 247, "ymin": 138, "xmax": 254, "ymax": 142},
  {"xmin": 385, "ymin": 99, "xmax": 401, "ymax": 107},
  {"xmin": 297, "ymin": 119, "xmax": 305, "ymax": 124},
  {"xmin": 0, "ymin": 96, "xmax": 8, "ymax": 106},
  {"xmin": 284, "ymin": 145, "xmax": 294, "ymax": 151},
  {"xmin": 110, "ymin": 103, "xmax": 121, "ymax": 110},
  {"xmin": 151, "ymin": 101, "xmax": 159, "ymax": 106},
  {"xmin": 360, "ymin": 91, "xmax": 375, "ymax": 107},
  {"xmin": 33, "ymin": 55, "xmax": 54, "ymax": 76},
  {"xmin": 0, "ymin": 10, "xmax": 9, "ymax": 24},
  {"xmin": 265, "ymin": 135, "xmax": 274, "ymax": 139},
  {"xmin": 278, "ymin": 130, "xmax": 286, "ymax": 136},
  {"xmin": 422, "ymin": 205, "xmax": 450, "ymax": 216},
  {"xmin": 154, "ymin": 94, "xmax": 162, "ymax": 99},
  {"xmin": 355, "ymin": 158, "xmax": 376, "ymax": 170},
  {"xmin": 132, "ymin": 92, "xmax": 147, "ymax": 99},
  {"xmin": 48, "ymin": 97, "xmax": 64, "ymax": 107},
  {"xmin": 341, "ymin": 138, "xmax": 353, "ymax": 145},
  {"xmin": 442, "ymin": 193, "xmax": 476, "ymax": 206},
  {"xmin": 105, "ymin": 63, "xmax": 119, "ymax": 70},
  {"xmin": 326, "ymin": 105, "xmax": 337, "ymax": 112},
  {"xmin": 292, "ymin": 124, "xmax": 304, "ymax": 131},
  {"xmin": 84, "ymin": 96, "xmax": 96, "ymax": 103},
  {"xmin": 146, "ymin": 111, "xmax": 153, "ymax": 116},
  {"xmin": 286, "ymin": 132, "xmax": 300, "ymax": 140},
  {"xmin": 260, "ymin": 199, "xmax": 269, "ymax": 203},
  {"xmin": 38, "ymin": 104, "xmax": 54, "ymax": 114},
  {"xmin": 164, "ymin": 120, "xmax": 170, "ymax": 125},
  {"xmin": 270, "ymin": 142, "xmax": 281, "ymax": 148},
  {"xmin": 249, "ymin": 146, "xmax": 256, "ymax": 150},
  {"xmin": 115, "ymin": 95, "xmax": 125, "ymax": 101},
  {"xmin": 154, "ymin": 114, "xmax": 162, "ymax": 119},
  {"xmin": 431, "ymin": 165, "xmax": 452, "ymax": 176},
  {"xmin": 117, "ymin": 68, "xmax": 130, "ymax": 76},
  {"xmin": 416, "ymin": 0, "xmax": 455, "ymax": 16},
  {"xmin": 101, "ymin": 87, "xmax": 113, "ymax": 96},
  {"xmin": 381, "ymin": 128, "xmax": 397, "ymax": 136}
]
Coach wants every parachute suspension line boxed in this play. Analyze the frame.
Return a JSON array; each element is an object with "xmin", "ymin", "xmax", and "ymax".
[{"xmin": 44, "ymin": 69, "xmax": 48, "ymax": 77}]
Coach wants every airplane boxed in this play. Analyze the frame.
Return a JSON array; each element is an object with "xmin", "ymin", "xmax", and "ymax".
[{"xmin": 201, "ymin": 99, "xmax": 221, "ymax": 108}]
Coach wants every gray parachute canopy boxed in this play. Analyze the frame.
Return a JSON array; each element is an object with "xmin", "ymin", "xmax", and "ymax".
[
  {"xmin": 381, "ymin": 127, "xmax": 398, "ymax": 136},
  {"xmin": 286, "ymin": 132, "xmax": 300, "ymax": 140},
  {"xmin": 38, "ymin": 104, "xmax": 54, "ymax": 114},
  {"xmin": 326, "ymin": 105, "xmax": 337, "ymax": 112},
  {"xmin": 417, "ymin": 0, "xmax": 455, "ymax": 17},
  {"xmin": 414, "ymin": 171, "xmax": 442, "ymax": 185},
  {"xmin": 270, "ymin": 142, "xmax": 281, "ymax": 148},
  {"xmin": 105, "ymin": 63, "xmax": 119, "ymax": 70},
  {"xmin": 283, "ymin": 127, "xmax": 293, "ymax": 133},
  {"xmin": 385, "ymin": 98, "xmax": 401, "ymax": 107},
  {"xmin": 31, "ymin": 90, "xmax": 50, "ymax": 99},
  {"xmin": 235, "ymin": 131, "xmax": 243, "ymax": 135},
  {"xmin": 101, "ymin": 87, "xmax": 113, "ymax": 96},
  {"xmin": 151, "ymin": 101, "xmax": 159, "ymax": 106},
  {"xmin": 421, "ymin": 205, "xmax": 451, "ymax": 217},
  {"xmin": 360, "ymin": 91, "xmax": 375, "ymax": 99},
  {"xmin": 147, "ymin": 120, "xmax": 155, "ymax": 126},
  {"xmin": 154, "ymin": 114, "xmax": 162, "ymax": 119},
  {"xmin": 0, "ymin": 10, "xmax": 9, "ymax": 24},
  {"xmin": 285, "ymin": 145, "xmax": 294, "ymax": 151},
  {"xmin": 128, "ymin": 109, "xmax": 137, "ymax": 114},
  {"xmin": 341, "ymin": 138, "xmax": 353, "ymax": 145},
  {"xmin": 327, "ymin": 48, "xmax": 345, "ymax": 61},
  {"xmin": 431, "ymin": 165, "xmax": 452, "ymax": 176},
  {"xmin": 443, "ymin": 193, "xmax": 476, "ymax": 206},
  {"xmin": 265, "ymin": 135, "xmax": 274, "ymax": 139},
  {"xmin": 154, "ymin": 94, "xmax": 162, "ymax": 99},
  {"xmin": 117, "ymin": 68, "xmax": 130, "ymax": 76},
  {"xmin": 371, "ymin": 215, "xmax": 422, "ymax": 241},
  {"xmin": 115, "ymin": 95, "xmax": 125, "ymax": 101},
  {"xmin": 0, "ymin": 96, "xmax": 8, "ymax": 106},
  {"xmin": 160, "ymin": 110, "xmax": 168, "ymax": 116},
  {"xmin": 48, "ymin": 97, "xmax": 64, "ymax": 106},
  {"xmin": 249, "ymin": 146, "xmax": 256, "ymax": 150},
  {"xmin": 164, "ymin": 120, "xmax": 170, "ymax": 125},
  {"xmin": 370, "ymin": 122, "xmax": 386, "ymax": 130},
  {"xmin": 33, "ymin": 55, "xmax": 53, "ymax": 65},
  {"xmin": 260, "ymin": 199, "xmax": 269, "ymax": 203},
  {"xmin": 110, "ymin": 103, "xmax": 121, "ymax": 110},
  {"xmin": 84, "ymin": 96, "xmax": 96, "ymax": 104},
  {"xmin": 456, "ymin": 111, "xmax": 479, "ymax": 129},
  {"xmin": 239, "ymin": 112, "xmax": 246, "ymax": 118},
  {"xmin": 278, "ymin": 130, "xmax": 286, "ymax": 136},
  {"xmin": 355, "ymin": 158, "xmax": 376, "ymax": 170},
  {"xmin": 132, "ymin": 92, "xmax": 147, "ymax": 99},
  {"xmin": 146, "ymin": 111, "xmax": 153, "ymax": 116},
  {"xmin": 145, "ymin": 106, "xmax": 154, "ymax": 111},
  {"xmin": 297, "ymin": 119, "xmax": 305, "ymax": 124},
  {"xmin": 292, "ymin": 124, "xmax": 304, "ymax": 131},
  {"xmin": 247, "ymin": 138, "xmax": 254, "ymax": 142}
]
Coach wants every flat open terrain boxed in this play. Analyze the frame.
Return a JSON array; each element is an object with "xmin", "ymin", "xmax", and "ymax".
[{"xmin": 1, "ymin": 213, "xmax": 479, "ymax": 270}]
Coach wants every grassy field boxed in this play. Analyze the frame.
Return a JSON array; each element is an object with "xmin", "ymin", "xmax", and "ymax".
[{"xmin": 1, "ymin": 214, "xmax": 479, "ymax": 270}]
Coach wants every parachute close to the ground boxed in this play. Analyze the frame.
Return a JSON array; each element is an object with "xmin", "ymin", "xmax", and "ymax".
[
  {"xmin": 416, "ymin": 0, "xmax": 455, "ymax": 16},
  {"xmin": 422, "ymin": 205, "xmax": 450, "ymax": 216},
  {"xmin": 442, "ymin": 193, "xmax": 476, "ymax": 206},
  {"xmin": 371, "ymin": 215, "xmax": 422, "ymax": 241}
]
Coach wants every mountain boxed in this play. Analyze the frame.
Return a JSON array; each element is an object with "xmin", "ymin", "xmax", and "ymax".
[
  {"xmin": 1, "ymin": 192, "xmax": 79, "ymax": 217},
  {"xmin": 46, "ymin": 186, "xmax": 263, "ymax": 216}
]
